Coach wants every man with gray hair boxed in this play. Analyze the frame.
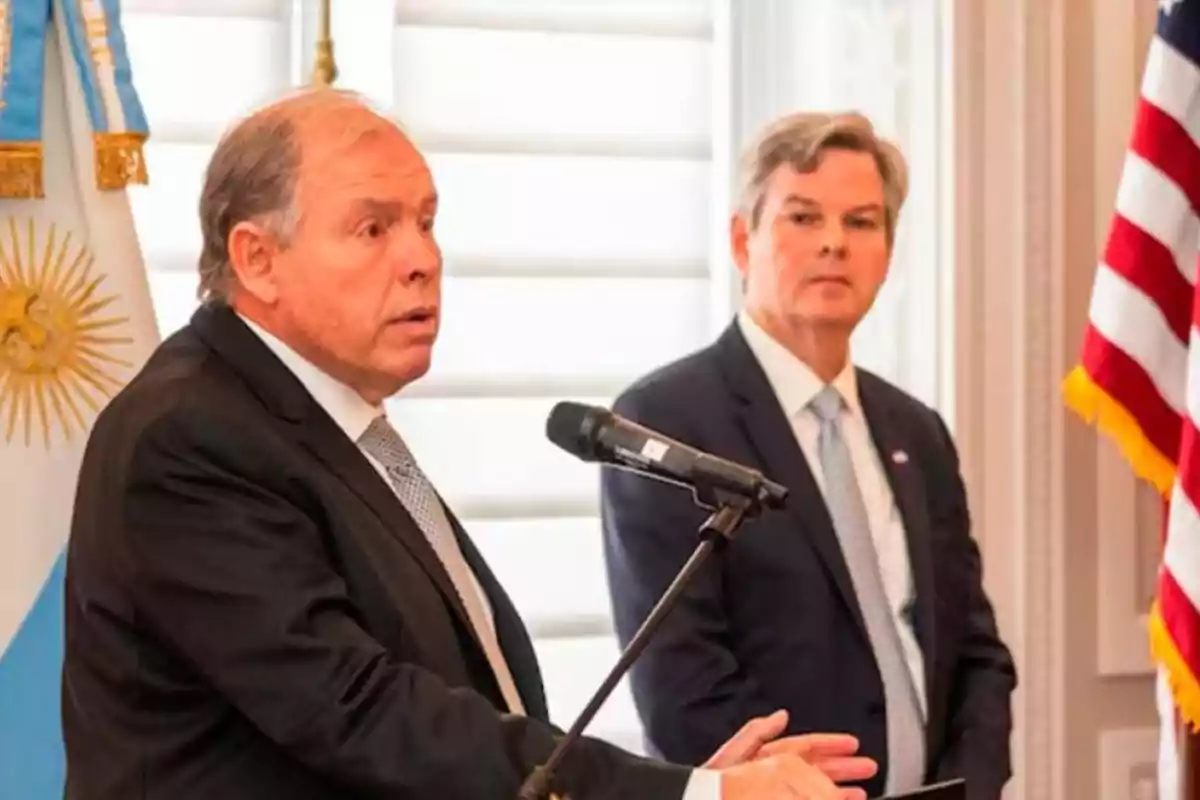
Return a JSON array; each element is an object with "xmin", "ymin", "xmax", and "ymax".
[
  {"xmin": 600, "ymin": 111, "xmax": 1016, "ymax": 799},
  {"xmin": 60, "ymin": 90, "xmax": 879, "ymax": 800}
]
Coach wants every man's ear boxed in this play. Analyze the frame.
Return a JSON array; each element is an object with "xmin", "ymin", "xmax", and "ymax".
[
  {"xmin": 730, "ymin": 212, "xmax": 752, "ymax": 285},
  {"xmin": 227, "ymin": 220, "xmax": 281, "ymax": 305}
]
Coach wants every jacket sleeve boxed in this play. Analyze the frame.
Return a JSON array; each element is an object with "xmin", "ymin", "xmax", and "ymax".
[
  {"xmin": 122, "ymin": 404, "xmax": 692, "ymax": 800},
  {"xmin": 926, "ymin": 413, "xmax": 1018, "ymax": 800}
]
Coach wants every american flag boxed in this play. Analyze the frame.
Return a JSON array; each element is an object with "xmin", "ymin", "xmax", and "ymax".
[{"xmin": 1063, "ymin": 0, "xmax": 1200, "ymax": 791}]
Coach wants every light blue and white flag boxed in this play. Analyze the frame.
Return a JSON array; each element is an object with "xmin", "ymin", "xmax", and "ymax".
[{"xmin": 0, "ymin": 1, "xmax": 158, "ymax": 796}]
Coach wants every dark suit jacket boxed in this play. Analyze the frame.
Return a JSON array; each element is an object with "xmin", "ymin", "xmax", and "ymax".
[
  {"xmin": 62, "ymin": 304, "xmax": 690, "ymax": 800},
  {"xmin": 600, "ymin": 323, "xmax": 1016, "ymax": 800}
]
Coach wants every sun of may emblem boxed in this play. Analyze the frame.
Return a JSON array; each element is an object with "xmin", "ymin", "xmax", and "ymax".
[{"xmin": 0, "ymin": 217, "xmax": 132, "ymax": 448}]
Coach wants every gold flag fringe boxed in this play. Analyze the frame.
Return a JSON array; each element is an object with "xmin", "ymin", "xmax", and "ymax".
[
  {"xmin": 1063, "ymin": 368, "xmax": 1200, "ymax": 729},
  {"xmin": 0, "ymin": 134, "xmax": 149, "ymax": 198},
  {"xmin": 0, "ymin": 143, "xmax": 44, "ymax": 198},
  {"xmin": 1150, "ymin": 602, "xmax": 1200, "ymax": 732},
  {"xmin": 94, "ymin": 132, "xmax": 148, "ymax": 191},
  {"xmin": 1061, "ymin": 365, "xmax": 1176, "ymax": 495}
]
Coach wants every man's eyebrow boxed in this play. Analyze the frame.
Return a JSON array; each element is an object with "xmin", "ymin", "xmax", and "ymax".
[
  {"xmin": 350, "ymin": 198, "xmax": 403, "ymax": 215},
  {"xmin": 344, "ymin": 193, "xmax": 438, "ymax": 221},
  {"xmin": 780, "ymin": 195, "xmax": 884, "ymax": 215}
]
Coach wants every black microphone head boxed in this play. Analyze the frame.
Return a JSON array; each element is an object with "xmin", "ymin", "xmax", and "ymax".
[{"xmin": 545, "ymin": 401, "xmax": 612, "ymax": 462}]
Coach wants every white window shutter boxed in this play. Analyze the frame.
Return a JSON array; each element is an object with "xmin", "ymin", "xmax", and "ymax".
[
  {"xmin": 385, "ymin": 0, "xmax": 717, "ymax": 752},
  {"xmin": 122, "ymin": 0, "xmax": 297, "ymax": 333}
]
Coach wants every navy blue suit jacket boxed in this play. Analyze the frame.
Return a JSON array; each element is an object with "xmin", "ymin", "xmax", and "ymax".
[{"xmin": 600, "ymin": 323, "xmax": 1016, "ymax": 800}]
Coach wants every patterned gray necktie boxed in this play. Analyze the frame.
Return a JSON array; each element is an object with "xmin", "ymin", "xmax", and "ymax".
[
  {"xmin": 357, "ymin": 416, "xmax": 526, "ymax": 715},
  {"xmin": 809, "ymin": 386, "xmax": 925, "ymax": 793}
]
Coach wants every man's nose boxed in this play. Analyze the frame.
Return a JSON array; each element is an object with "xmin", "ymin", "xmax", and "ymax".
[
  {"xmin": 395, "ymin": 229, "xmax": 442, "ymax": 281},
  {"xmin": 817, "ymin": 225, "xmax": 848, "ymax": 258}
]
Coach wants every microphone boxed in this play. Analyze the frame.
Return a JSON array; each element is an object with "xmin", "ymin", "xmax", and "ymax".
[
  {"xmin": 545, "ymin": 400, "xmax": 787, "ymax": 512},
  {"xmin": 517, "ymin": 402, "xmax": 787, "ymax": 800}
]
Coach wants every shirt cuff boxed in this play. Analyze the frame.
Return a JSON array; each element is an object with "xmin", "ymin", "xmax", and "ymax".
[{"xmin": 682, "ymin": 767, "xmax": 721, "ymax": 800}]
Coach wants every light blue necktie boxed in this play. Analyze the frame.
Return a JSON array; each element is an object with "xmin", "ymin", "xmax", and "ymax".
[
  {"xmin": 809, "ymin": 386, "xmax": 925, "ymax": 793},
  {"xmin": 358, "ymin": 416, "xmax": 526, "ymax": 715}
]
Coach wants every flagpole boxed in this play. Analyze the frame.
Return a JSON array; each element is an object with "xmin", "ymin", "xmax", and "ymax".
[
  {"xmin": 311, "ymin": 0, "xmax": 337, "ymax": 87},
  {"xmin": 1183, "ymin": 715, "xmax": 1200, "ymax": 799}
]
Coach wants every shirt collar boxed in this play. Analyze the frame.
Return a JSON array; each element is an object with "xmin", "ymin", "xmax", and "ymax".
[
  {"xmin": 237, "ymin": 312, "xmax": 383, "ymax": 443},
  {"xmin": 736, "ymin": 309, "xmax": 860, "ymax": 418}
]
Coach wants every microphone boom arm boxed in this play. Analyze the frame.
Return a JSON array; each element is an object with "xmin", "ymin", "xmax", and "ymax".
[{"xmin": 516, "ymin": 489, "xmax": 763, "ymax": 800}]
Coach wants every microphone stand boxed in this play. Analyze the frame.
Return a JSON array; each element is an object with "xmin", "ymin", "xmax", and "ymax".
[{"xmin": 517, "ymin": 481, "xmax": 778, "ymax": 800}]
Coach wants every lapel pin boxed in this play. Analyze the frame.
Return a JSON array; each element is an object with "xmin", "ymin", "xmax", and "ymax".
[{"xmin": 892, "ymin": 450, "xmax": 909, "ymax": 464}]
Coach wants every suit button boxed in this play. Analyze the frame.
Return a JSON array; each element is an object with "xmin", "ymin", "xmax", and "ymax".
[{"xmin": 868, "ymin": 700, "xmax": 885, "ymax": 716}]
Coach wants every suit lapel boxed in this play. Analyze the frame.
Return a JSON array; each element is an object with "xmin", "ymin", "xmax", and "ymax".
[
  {"xmin": 856, "ymin": 371, "xmax": 937, "ymax": 692},
  {"xmin": 189, "ymin": 305, "xmax": 479, "ymax": 650},
  {"xmin": 715, "ymin": 325, "xmax": 870, "ymax": 641},
  {"xmin": 295, "ymin": 419, "xmax": 479, "ymax": 637},
  {"xmin": 453, "ymin": 521, "xmax": 550, "ymax": 722},
  {"xmin": 303, "ymin": 421, "xmax": 540, "ymax": 717}
]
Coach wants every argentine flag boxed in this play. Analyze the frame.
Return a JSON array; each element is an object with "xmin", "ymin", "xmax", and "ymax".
[{"xmin": 0, "ymin": 1, "xmax": 158, "ymax": 796}]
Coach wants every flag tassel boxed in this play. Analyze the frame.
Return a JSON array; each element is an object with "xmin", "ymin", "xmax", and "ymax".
[
  {"xmin": 93, "ymin": 132, "xmax": 148, "ymax": 191},
  {"xmin": 0, "ymin": 143, "xmax": 44, "ymax": 199},
  {"xmin": 1152, "ymin": 603, "xmax": 1200, "ymax": 732},
  {"xmin": 1061, "ymin": 366, "xmax": 1176, "ymax": 496}
]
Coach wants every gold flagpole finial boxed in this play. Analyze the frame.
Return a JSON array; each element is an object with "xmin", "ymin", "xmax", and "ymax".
[{"xmin": 311, "ymin": 0, "xmax": 337, "ymax": 86}]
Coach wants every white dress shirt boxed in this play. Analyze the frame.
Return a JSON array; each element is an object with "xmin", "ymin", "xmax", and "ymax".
[
  {"xmin": 737, "ymin": 311, "xmax": 927, "ymax": 718},
  {"xmin": 238, "ymin": 314, "xmax": 502, "ymax": 631},
  {"xmin": 238, "ymin": 314, "xmax": 720, "ymax": 800}
]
